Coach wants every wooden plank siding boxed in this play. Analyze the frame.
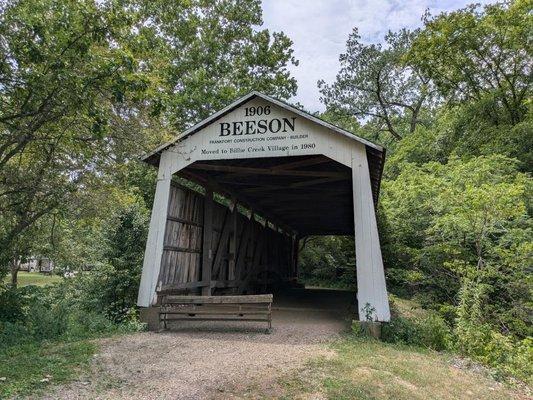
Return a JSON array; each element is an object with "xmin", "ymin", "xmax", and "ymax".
[{"xmin": 157, "ymin": 183, "xmax": 293, "ymax": 298}]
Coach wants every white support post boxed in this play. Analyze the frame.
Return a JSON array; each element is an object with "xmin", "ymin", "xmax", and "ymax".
[
  {"xmin": 352, "ymin": 144, "xmax": 390, "ymax": 322},
  {"xmin": 137, "ymin": 152, "xmax": 173, "ymax": 307}
]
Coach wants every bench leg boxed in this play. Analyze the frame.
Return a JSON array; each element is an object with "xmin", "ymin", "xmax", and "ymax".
[
  {"xmin": 159, "ymin": 313, "xmax": 167, "ymax": 331},
  {"xmin": 266, "ymin": 315, "xmax": 272, "ymax": 334}
]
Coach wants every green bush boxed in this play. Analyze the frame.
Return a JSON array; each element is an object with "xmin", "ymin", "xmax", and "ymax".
[
  {"xmin": 26, "ymin": 300, "xmax": 70, "ymax": 340},
  {"xmin": 381, "ymin": 316, "xmax": 418, "ymax": 344},
  {"xmin": 454, "ymin": 321, "xmax": 533, "ymax": 383},
  {"xmin": 379, "ymin": 297, "xmax": 451, "ymax": 351},
  {"xmin": 381, "ymin": 313, "xmax": 451, "ymax": 351},
  {"xmin": 0, "ymin": 284, "xmax": 26, "ymax": 323},
  {"xmin": 417, "ymin": 313, "xmax": 451, "ymax": 351},
  {"xmin": 299, "ymin": 236, "xmax": 356, "ymax": 289},
  {"xmin": 0, "ymin": 278, "xmax": 144, "ymax": 351},
  {"xmin": 0, "ymin": 321, "xmax": 31, "ymax": 348}
]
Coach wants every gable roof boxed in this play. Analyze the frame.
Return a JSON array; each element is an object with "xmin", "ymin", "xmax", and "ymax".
[
  {"xmin": 142, "ymin": 91, "xmax": 384, "ymax": 163},
  {"xmin": 141, "ymin": 92, "xmax": 386, "ymax": 200}
]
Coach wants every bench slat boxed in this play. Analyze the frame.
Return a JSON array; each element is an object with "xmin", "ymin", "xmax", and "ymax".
[
  {"xmin": 159, "ymin": 294, "xmax": 273, "ymax": 332},
  {"xmin": 160, "ymin": 309, "xmax": 270, "ymax": 315},
  {"xmin": 162, "ymin": 316, "xmax": 270, "ymax": 322},
  {"xmin": 163, "ymin": 294, "xmax": 273, "ymax": 304},
  {"xmin": 161, "ymin": 304, "xmax": 270, "ymax": 311}
]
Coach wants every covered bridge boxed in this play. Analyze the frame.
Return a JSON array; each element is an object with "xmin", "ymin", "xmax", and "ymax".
[{"xmin": 137, "ymin": 91, "xmax": 390, "ymax": 322}]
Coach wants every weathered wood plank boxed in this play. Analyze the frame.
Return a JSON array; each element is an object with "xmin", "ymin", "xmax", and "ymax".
[
  {"xmin": 164, "ymin": 294, "xmax": 273, "ymax": 304},
  {"xmin": 212, "ymin": 209, "xmax": 232, "ymax": 279},
  {"xmin": 160, "ymin": 309, "xmax": 270, "ymax": 315},
  {"xmin": 228, "ymin": 209, "xmax": 238, "ymax": 281},
  {"xmin": 160, "ymin": 314, "xmax": 270, "ymax": 322},
  {"xmin": 166, "ymin": 215, "xmax": 203, "ymax": 227},
  {"xmin": 163, "ymin": 245, "xmax": 201, "ymax": 254},
  {"xmin": 201, "ymin": 187, "xmax": 214, "ymax": 295},
  {"xmin": 270, "ymin": 155, "xmax": 329, "ymax": 171}
]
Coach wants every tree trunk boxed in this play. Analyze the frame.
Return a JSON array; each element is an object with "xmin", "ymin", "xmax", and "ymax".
[{"xmin": 10, "ymin": 257, "xmax": 21, "ymax": 288}]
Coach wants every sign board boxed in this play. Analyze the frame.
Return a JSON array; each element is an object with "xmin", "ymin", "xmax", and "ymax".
[{"xmin": 165, "ymin": 97, "xmax": 359, "ymax": 174}]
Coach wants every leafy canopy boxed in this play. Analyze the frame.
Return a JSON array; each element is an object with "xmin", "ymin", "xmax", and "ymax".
[
  {"xmin": 319, "ymin": 28, "xmax": 435, "ymax": 143},
  {"xmin": 408, "ymin": 0, "xmax": 532, "ymax": 125}
]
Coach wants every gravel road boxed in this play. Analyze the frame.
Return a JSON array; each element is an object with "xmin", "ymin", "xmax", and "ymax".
[{"xmin": 38, "ymin": 288, "xmax": 355, "ymax": 400}]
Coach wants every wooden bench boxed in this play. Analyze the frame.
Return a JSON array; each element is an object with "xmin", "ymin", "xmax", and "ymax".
[{"xmin": 159, "ymin": 294, "xmax": 273, "ymax": 332}]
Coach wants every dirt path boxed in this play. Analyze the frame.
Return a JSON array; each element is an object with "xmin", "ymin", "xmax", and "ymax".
[{"xmin": 39, "ymin": 289, "xmax": 354, "ymax": 400}]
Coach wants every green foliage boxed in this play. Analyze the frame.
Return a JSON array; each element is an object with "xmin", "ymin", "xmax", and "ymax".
[
  {"xmin": 298, "ymin": 236, "xmax": 355, "ymax": 289},
  {"xmin": 382, "ymin": 156, "xmax": 531, "ymax": 329},
  {"xmin": 0, "ymin": 0, "xmax": 298, "ymax": 277},
  {"xmin": 319, "ymin": 28, "xmax": 436, "ymax": 143},
  {"xmin": 452, "ymin": 279, "xmax": 533, "ymax": 383},
  {"xmin": 408, "ymin": 1, "xmax": 532, "ymax": 125},
  {"xmin": 133, "ymin": 0, "xmax": 298, "ymax": 130},
  {"xmin": 0, "ymin": 282, "xmax": 144, "ymax": 349},
  {"xmin": 0, "ymin": 0, "xmax": 156, "ymax": 269},
  {"xmin": 0, "ymin": 284, "xmax": 25, "ymax": 323},
  {"xmin": 314, "ymin": 2, "xmax": 532, "ymax": 382},
  {"xmin": 380, "ymin": 298, "xmax": 451, "ymax": 351}
]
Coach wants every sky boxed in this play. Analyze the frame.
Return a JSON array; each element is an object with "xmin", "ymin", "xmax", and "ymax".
[{"xmin": 261, "ymin": 0, "xmax": 496, "ymax": 112}]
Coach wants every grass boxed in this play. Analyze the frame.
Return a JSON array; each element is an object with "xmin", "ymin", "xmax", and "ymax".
[
  {"xmin": 0, "ymin": 339, "xmax": 97, "ymax": 398},
  {"xmin": 4, "ymin": 271, "xmax": 62, "ymax": 287},
  {"xmin": 229, "ymin": 336, "xmax": 530, "ymax": 400}
]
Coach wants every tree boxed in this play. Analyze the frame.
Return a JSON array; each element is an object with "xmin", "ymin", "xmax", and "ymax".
[
  {"xmin": 0, "ymin": 0, "xmax": 155, "ymax": 272},
  {"xmin": 319, "ymin": 28, "xmax": 434, "ymax": 142},
  {"xmin": 381, "ymin": 155, "xmax": 531, "ymax": 336},
  {"xmin": 134, "ymin": 0, "xmax": 298, "ymax": 130},
  {"xmin": 0, "ymin": 0, "xmax": 298, "ymax": 277},
  {"xmin": 408, "ymin": 1, "xmax": 532, "ymax": 125}
]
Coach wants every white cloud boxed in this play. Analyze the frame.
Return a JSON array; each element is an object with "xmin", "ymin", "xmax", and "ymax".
[{"xmin": 261, "ymin": 0, "xmax": 497, "ymax": 112}]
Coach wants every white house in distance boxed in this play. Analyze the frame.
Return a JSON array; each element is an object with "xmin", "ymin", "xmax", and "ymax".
[
  {"xmin": 137, "ymin": 91, "xmax": 390, "ymax": 323},
  {"xmin": 19, "ymin": 256, "xmax": 54, "ymax": 273}
]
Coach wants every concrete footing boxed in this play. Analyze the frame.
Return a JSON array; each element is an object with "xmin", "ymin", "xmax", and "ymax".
[{"xmin": 139, "ymin": 306, "xmax": 161, "ymax": 331}]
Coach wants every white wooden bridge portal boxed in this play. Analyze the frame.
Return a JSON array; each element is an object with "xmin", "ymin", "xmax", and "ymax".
[{"xmin": 137, "ymin": 92, "xmax": 391, "ymax": 322}]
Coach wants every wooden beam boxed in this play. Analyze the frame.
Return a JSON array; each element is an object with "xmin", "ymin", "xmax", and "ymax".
[
  {"xmin": 159, "ymin": 281, "xmax": 207, "ymax": 291},
  {"xmin": 163, "ymin": 245, "xmax": 201, "ymax": 254},
  {"xmin": 243, "ymin": 177, "xmax": 348, "ymax": 194},
  {"xmin": 166, "ymin": 215, "xmax": 203, "ymax": 227},
  {"xmin": 158, "ymin": 279, "xmax": 243, "ymax": 292},
  {"xmin": 239, "ymin": 225, "xmax": 265, "ymax": 293},
  {"xmin": 212, "ymin": 210, "xmax": 232, "ymax": 279},
  {"xmin": 270, "ymin": 156, "xmax": 330, "ymax": 171},
  {"xmin": 228, "ymin": 208, "xmax": 238, "ymax": 281},
  {"xmin": 188, "ymin": 163, "xmax": 349, "ymax": 179},
  {"xmin": 179, "ymin": 170, "xmax": 296, "ymax": 236},
  {"xmin": 257, "ymin": 192, "xmax": 351, "ymax": 204},
  {"xmin": 201, "ymin": 187, "xmax": 214, "ymax": 295},
  {"xmin": 294, "ymin": 236, "xmax": 300, "ymax": 278},
  {"xmin": 273, "ymin": 204, "xmax": 352, "ymax": 213},
  {"xmin": 221, "ymin": 156, "xmax": 332, "ymax": 181},
  {"xmin": 235, "ymin": 214, "xmax": 253, "ymax": 281}
]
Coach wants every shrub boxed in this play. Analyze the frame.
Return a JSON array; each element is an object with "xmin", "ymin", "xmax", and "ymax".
[
  {"xmin": 0, "ymin": 284, "xmax": 26, "ymax": 323},
  {"xmin": 380, "ymin": 315, "xmax": 419, "ymax": 344},
  {"xmin": 0, "ymin": 279, "xmax": 145, "ymax": 351},
  {"xmin": 417, "ymin": 313, "xmax": 451, "ymax": 351},
  {"xmin": 65, "ymin": 310, "xmax": 118, "ymax": 339},
  {"xmin": 453, "ymin": 320, "xmax": 533, "ymax": 383},
  {"xmin": 0, "ymin": 321, "xmax": 31, "ymax": 348},
  {"xmin": 381, "ymin": 312, "xmax": 451, "ymax": 351},
  {"xmin": 25, "ymin": 299, "xmax": 70, "ymax": 340},
  {"xmin": 380, "ymin": 297, "xmax": 451, "ymax": 351}
]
